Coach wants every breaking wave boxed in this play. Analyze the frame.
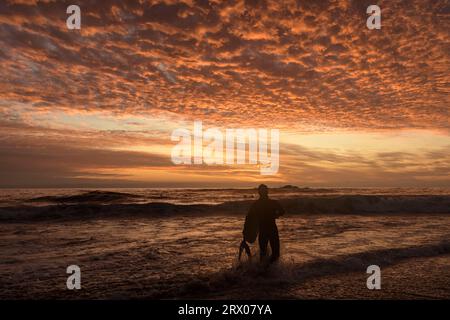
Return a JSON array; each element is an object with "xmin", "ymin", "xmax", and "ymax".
[
  {"xmin": 170, "ymin": 240, "xmax": 450, "ymax": 299},
  {"xmin": 0, "ymin": 190, "xmax": 449, "ymax": 221},
  {"xmin": 26, "ymin": 190, "xmax": 141, "ymax": 204}
]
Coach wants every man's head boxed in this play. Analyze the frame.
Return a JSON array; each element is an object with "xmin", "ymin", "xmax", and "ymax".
[{"xmin": 258, "ymin": 184, "xmax": 269, "ymax": 198}]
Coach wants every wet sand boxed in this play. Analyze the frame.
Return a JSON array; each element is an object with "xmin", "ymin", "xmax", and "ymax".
[{"xmin": 0, "ymin": 213, "xmax": 449, "ymax": 299}]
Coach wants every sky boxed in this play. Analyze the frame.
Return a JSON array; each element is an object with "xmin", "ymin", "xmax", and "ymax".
[{"xmin": 0, "ymin": 0, "xmax": 449, "ymax": 188}]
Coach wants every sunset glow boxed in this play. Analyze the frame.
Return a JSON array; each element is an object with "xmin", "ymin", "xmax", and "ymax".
[{"xmin": 0, "ymin": 0, "xmax": 448, "ymax": 187}]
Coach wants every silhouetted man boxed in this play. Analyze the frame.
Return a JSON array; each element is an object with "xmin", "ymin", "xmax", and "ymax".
[{"xmin": 246, "ymin": 184, "xmax": 285, "ymax": 263}]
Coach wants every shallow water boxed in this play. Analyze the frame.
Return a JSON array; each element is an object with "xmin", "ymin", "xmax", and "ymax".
[{"xmin": 1, "ymin": 213, "xmax": 449, "ymax": 299}]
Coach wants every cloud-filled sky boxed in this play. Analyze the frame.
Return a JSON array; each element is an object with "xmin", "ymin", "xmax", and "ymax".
[{"xmin": 0, "ymin": 0, "xmax": 449, "ymax": 188}]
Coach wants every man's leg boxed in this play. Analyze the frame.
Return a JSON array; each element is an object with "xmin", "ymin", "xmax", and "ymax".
[
  {"xmin": 258, "ymin": 233, "xmax": 269, "ymax": 261},
  {"xmin": 269, "ymin": 229, "xmax": 280, "ymax": 263}
]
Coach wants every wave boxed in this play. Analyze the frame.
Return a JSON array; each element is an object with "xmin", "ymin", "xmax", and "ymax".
[
  {"xmin": 170, "ymin": 240, "xmax": 450, "ymax": 299},
  {"xmin": 1, "ymin": 193, "xmax": 449, "ymax": 221},
  {"xmin": 280, "ymin": 194, "xmax": 450, "ymax": 214},
  {"xmin": 26, "ymin": 190, "xmax": 141, "ymax": 204}
]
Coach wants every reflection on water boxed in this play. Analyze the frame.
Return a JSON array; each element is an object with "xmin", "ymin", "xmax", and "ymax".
[{"xmin": 0, "ymin": 214, "xmax": 449, "ymax": 299}]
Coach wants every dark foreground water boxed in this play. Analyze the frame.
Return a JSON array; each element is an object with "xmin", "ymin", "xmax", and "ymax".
[
  {"xmin": 0, "ymin": 188, "xmax": 449, "ymax": 299},
  {"xmin": 1, "ymin": 213, "xmax": 449, "ymax": 299}
]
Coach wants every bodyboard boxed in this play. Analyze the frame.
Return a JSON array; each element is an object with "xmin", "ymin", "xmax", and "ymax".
[
  {"xmin": 238, "ymin": 240, "xmax": 251, "ymax": 260},
  {"xmin": 243, "ymin": 210, "xmax": 258, "ymax": 243}
]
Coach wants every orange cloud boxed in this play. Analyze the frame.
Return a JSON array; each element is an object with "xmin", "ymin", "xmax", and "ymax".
[{"xmin": 0, "ymin": 0, "xmax": 448, "ymax": 187}]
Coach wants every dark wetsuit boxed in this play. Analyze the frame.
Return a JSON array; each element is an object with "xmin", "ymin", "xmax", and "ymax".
[{"xmin": 248, "ymin": 197, "xmax": 285, "ymax": 261}]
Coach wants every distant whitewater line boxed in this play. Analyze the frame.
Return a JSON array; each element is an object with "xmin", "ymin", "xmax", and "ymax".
[{"xmin": 0, "ymin": 191, "xmax": 449, "ymax": 221}]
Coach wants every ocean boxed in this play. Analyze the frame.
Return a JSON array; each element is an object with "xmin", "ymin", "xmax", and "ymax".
[
  {"xmin": 0, "ymin": 187, "xmax": 449, "ymax": 219},
  {"xmin": 0, "ymin": 187, "xmax": 449, "ymax": 299}
]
